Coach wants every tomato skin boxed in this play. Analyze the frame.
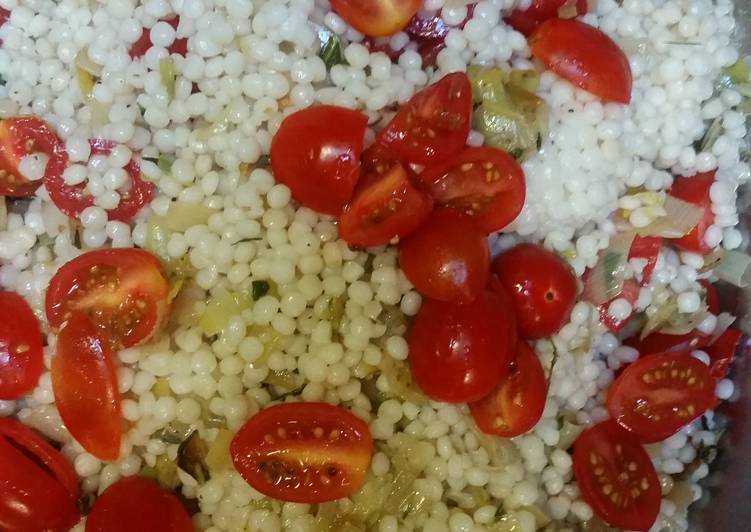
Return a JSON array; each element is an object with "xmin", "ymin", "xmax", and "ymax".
[
  {"xmin": 706, "ymin": 328, "xmax": 743, "ymax": 381},
  {"xmin": 129, "ymin": 17, "xmax": 188, "ymax": 58},
  {"xmin": 51, "ymin": 313, "xmax": 122, "ymax": 461},
  {"xmin": 231, "ymin": 402, "xmax": 373, "ymax": 503},
  {"xmin": 505, "ymin": 0, "xmax": 588, "ymax": 36},
  {"xmin": 629, "ymin": 235, "xmax": 661, "ymax": 285},
  {"xmin": 376, "ymin": 73, "xmax": 472, "ymax": 166},
  {"xmin": 492, "ymin": 244, "xmax": 577, "ymax": 339},
  {"xmin": 408, "ymin": 289, "xmax": 517, "ymax": 403},
  {"xmin": 573, "ymin": 420, "xmax": 660, "ymax": 531},
  {"xmin": 625, "ymin": 330, "xmax": 710, "ymax": 356},
  {"xmin": 271, "ymin": 105, "xmax": 367, "ymax": 215},
  {"xmin": 699, "ymin": 279, "xmax": 719, "ymax": 314},
  {"xmin": 0, "ymin": 291, "xmax": 44, "ymax": 400},
  {"xmin": 331, "ymin": 0, "xmax": 421, "ymax": 37},
  {"xmin": 417, "ymin": 147, "xmax": 526, "ymax": 233},
  {"xmin": 469, "ymin": 340, "xmax": 547, "ymax": 437},
  {"xmin": 668, "ymin": 171, "xmax": 715, "ymax": 253},
  {"xmin": 86, "ymin": 476, "xmax": 193, "ymax": 532},
  {"xmin": 530, "ymin": 19, "xmax": 632, "ymax": 104},
  {"xmin": 598, "ymin": 278, "xmax": 639, "ymax": 332},
  {"xmin": 607, "ymin": 351, "xmax": 715, "ymax": 443}
]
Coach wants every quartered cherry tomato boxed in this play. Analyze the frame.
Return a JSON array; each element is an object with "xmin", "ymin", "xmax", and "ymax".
[
  {"xmin": 408, "ymin": 289, "xmax": 517, "ymax": 403},
  {"xmin": 469, "ymin": 340, "xmax": 547, "ymax": 437},
  {"xmin": 505, "ymin": 0, "xmax": 588, "ymax": 36},
  {"xmin": 338, "ymin": 162, "xmax": 432, "ymax": 248},
  {"xmin": 271, "ymin": 105, "xmax": 368, "ymax": 216},
  {"xmin": 573, "ymin": 420, "xmax": 660, "ymax": 531},
  {"xmin": 399, "ymin": 208, "xmax": 489, "ymax": 302},
  {"xmin": 0, "ymin": 115, "xmax": 66, "ymax": 196},
  {"xmin": 375, "ymin": 72, "xmax": 472, "ymax": 166},
  {"xmin": 529, "ymin": 19, "xmax": 632, "ymax": 104},
  {"xmin": 707, "ymin": 328, "xmax": 743, "ymax": 381},
  {"xmin": 0, "ymin": 417, "xmax": 80, "ymax": 532},
  {"xmin": 330, "ymin": 0, "xmax": 421, "ymax": 37},
  {"xmin": 86, "ymin": 476, "xmax": 193, "ymax": 532},
  {"xmin": 417, "ymin": 147, "xmax": 526, "ymax": 233},
  {"xmin": 0, "ymin": 291, "xmax": 44, "ymax": 400},
  {"xmin": 129, "ymin": 16, "xmax": 188, "ymax": 58},
  {"xmin": 607, "ymin": 351, "xmax": 715, "ymax": 442},
  {"xmin": 46, "ymin": 248, "xmax": 170, "ymax": 349},
  {"xmin": 668, "ymin": 171, "xmax": 715, "ymax": 253},
  {"xmin": 231, "ymin": 402, "xmax": 373, "ymax": 503},
  {"xmin": 598, "ymin": 278, "xmax": 639, "ymax": 333},
  {"xmin": 629, "ymin": 235, "xmax": 661, "ymax": 285},
  {"xmin": 492, "ymin": 244, "xmax": 577, "ymax": 339}
]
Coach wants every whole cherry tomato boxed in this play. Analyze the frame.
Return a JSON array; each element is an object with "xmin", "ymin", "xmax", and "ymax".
[{"xmin": 0, "ymin": 291, "xmax": 44, "ymax": 400}]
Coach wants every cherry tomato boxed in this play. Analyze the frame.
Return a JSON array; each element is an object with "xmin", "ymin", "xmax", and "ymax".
[
  {"xmin": 0, "ymin": 291, "xmax": 43, "ymax": 400},
  {"xmin": 46, "ymin": 248, "xmax": 170, "ymax": 349},
  {"xmin": 505, "ymin": 0, "xmax": 588, "ymax": 36},
  {"xmin": 86, "ymin": 476, "xmax": 193, "ymax": 532},
  {"xmin": 129, "ymin": 17, "xmax": 188, "ymax": 58},
  {"xmin": 699, "ymin": 279, "xmax": 720, "ymax": 314},
  {"xmin": 338, "ymin": 162, "xmax": 432, "ymax": 248},
  {"xmin": 629, "ymin": 235, "xmax": 661, "ymax": 285},
  {"xmin": 271, "ymin": 105, "xmax": 367, "ymax": 215},
  {"xmin": 376, "ymin": 73, "xmax": 472, "ymax": 166},
  {"xmin": 45, "ymin": 138, "xmax": 154, "ymax": 221},
  {"xmin": 408, "ymin": 289, "xmax": 517, "ymax": 403},
  {"xmin": 399, "ymin": 208, "xmax": 489, "ymax": 302},
  {"xmin": 706, "ymin": 328, "xmax": 743, "ymax": 381},
  {"xmin": 0, "ymin": 115, "xmax": 66, "ymax": 197},
  {"xmin": 668, "ymin": 171, "xmax": 715, "ymax": 253},
  {"xmin": 469, "ymin": 340, "xmax": 547, "ymax": 437},
  {"xmin": 598, "ymin": 278, "xmax": 639, "ymax": 333},
  {"xmin": 231, "ymin": 402, "xmax": 373, "ymax": 503},
  {"xmin": 330, "ymin": 0, "xmax": 421, "ymax": 37},
  {"xmin": 607, "ymin": 351, "xmax": 715, "ymax": 442},
  {"xmin": 625, "ymin": 329, "xmax": 710, "ymax": 356},
  {"xmin": 417, "ymin": 147, "xmax": 526, "ymax": 233},
  {"xmin": 492, "ymin": 243, "xmax": 577, "ymax": 339},
  {"xmin": 573, "ymin": 420, "xmax": 660, "ymax": 531},
  {"xmin": 0, "ymin": 418, "xmax": 80, "ymax": 532},
  {"xmin": 529, "ymin": 19, "xmax": 632, "ymax": 104}
]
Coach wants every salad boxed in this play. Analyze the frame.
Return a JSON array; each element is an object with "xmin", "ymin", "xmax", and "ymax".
[{"xmin": 0, "ymin": 0, "xmax": 749, "ymax": 531}]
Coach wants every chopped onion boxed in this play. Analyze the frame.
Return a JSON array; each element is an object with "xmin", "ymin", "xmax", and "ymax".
[
  {"xmin": 558, "ymin": 0, "xmax": 578, "ymax": 18},
  {"xmin": 160, "ymin": 57, "xmax": 176, "ymax": 101},
  {"xmin": 715, "ymin": 250, "xmax": 751, "ymax": 287},
  {"xmin": 164, "ymin": 201, "xmax": 216, "ymax": 232},
  {"xmin": 699, "ymin": 248, "xmax": 726, "ymax": 273},
  {"xmin": 708, "ymin": 312, "xmax": 737, "ymax": 346},
  {"xmin": 640, "ymin": 300, "xmax": 679, "ymax": 339},
  {"xmin": 639, "ymin": 196, "xmax": 704, "ymax": 238},
  {"xmin": 660, "ymin": 309, "xmax": 709, "ymax": 336},
  {"xmin": 582, "ymin": 231, "xmax": 636, "ymax": 306},
  {"xmin": 74, "ymin": 48, "xmax": 103, "ymax": 77}
]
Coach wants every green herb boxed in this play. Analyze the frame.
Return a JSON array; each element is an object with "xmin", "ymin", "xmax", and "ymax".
[{"xmin": 319, "ymin": 34, "xmax": 346, "ymax": 70}]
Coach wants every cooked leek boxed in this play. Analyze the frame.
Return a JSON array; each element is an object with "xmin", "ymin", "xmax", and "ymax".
[
  {"xmin": 160, "ymin": 57, "xmax": 176, "ymax": 101},
  {"xmin": 199, "ymin": 289, "xmax": 254, "ymax": 336},
  {"xmin": 205, "ymin": 429, "xmax": 234, "ymax": 474},
  {"xmin": 163, "ymin": 201, "xmax": 216, "ymax": 232},
  {"xmin": 715, "ymin": 250, "xmax": 751, "ymax": 287}
]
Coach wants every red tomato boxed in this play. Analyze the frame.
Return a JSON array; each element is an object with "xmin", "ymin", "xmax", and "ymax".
[
  {"xmin": 271, "ymin": 105, "xmax": 367, "ymax": 215},
  {"xmin": 573, "ymin": 420, "xmax": 660, "ymax": 531},
  {"xmin": 399, "ymin": 208, "xmax": 489, "ymax": 302},
  {"xmin": 330, "ymin": 0, "xmax": 421, "ymax": 37},
  {"xmin": 598, "ymin": 279, "xmax": 639, "ymax": 332},
  {"xmin": 699, "ymin": 279, "xmax": 720, "ymax": 314},
  {"xmin": 469, "ymin": 340, "xmax": 547, "ymax": 437},
  {"xmin": 231, "ymin": 402, "xmax": 373, "ymax": 503},
  {"xmin": 417, "ymin": 147, "xmax": 526, "ymax": 233},
  {"xmin": 46, "ymin": 248, "xmax": 170, "ymax": 349},
  {"xmin": 505, "ymin": 0, "xmax": 588, "ymax": 36},
  {"xmin": 629, "ymin": 235, "xmax": 661, "ymax": 285},
  {"xmin": 408, "ymin": 289, "xmax": 517, "ymax": 403},
  {"xmin": 338, "ymin": 162, "xmax": 433, "ymax": 248},
  {"xmin": 376, "ymin": 73, "xmax": 472, "ymax": 166},
  {"xmin": 529, "ymin": 19, "xmax": 632, "ymax": 104},
  {"xmin": 86, "ymin": 476, "xmax": 192, "ymax": 532},
  {"xmin": 625, "ymin": 330, "xmax": 710, "ymax": 356},
  {"xmin": 0, "ymin": 291, "xmax": 44, "ymax": 400},
  {"xmin": 0, "ymin": 418, "xmax": 79, "ymax": 532},
  {"xmin": 492, "ymin": 243, "xmax": 577, "ymax": 339},
  {"xmin": 706, "ymin": 328, "xmax": 743, "ymax": 381},
  {"xmin": 607, "ymin": 351, "xmax": 715, "ymax": 442},
  {"xmin": 129, "ymin": 17, "xmax": 188, "ymax": 58},
  {"xmin": 0, "ymin": 115, "xmax": 66, "ymax": 197},
  {"xmin": 668, "ymin": 171, "xmax": 715, "ymax": 253}
]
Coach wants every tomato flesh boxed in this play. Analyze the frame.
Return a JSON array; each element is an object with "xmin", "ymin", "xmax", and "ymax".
[
  {"xmin": 629, "ymin": 235, "xmax": 661, "ymax": 285},
  {"xmin": 668, "ymin": 171, "xmax": 715, "ymax": 253},
  {"xmin": 530, "ymin": 19, "xmax": 632, "ymax": 104},
  {"xmin": 573, "ymin": 420, "xmax": 660, "ymax": 531},
  {"xmin": 231, "ymin": 402, "xmax": 373, "ymax": 503},
  {"xmin": 706, "ymin": 328, "xmax": 743, "ymax": 380},
  {"xmin": 46, "ymin": 248, "xmax": 170, "ymax": 349},
  {"xmin": 408, "ymin": 289, "xmax": 517, "ymax": 403},
  {"xmin": 129, "ymin": 17, "xmax": 188, "ymax": 58},
  {"xmin": 607, "ymin": 351, "xmax": 715, "ymax": 443},
  {"xmin": 598, "ymin": 278, "xmax": 639, "ymax": 332},
  {"xmin": 469, "ymin": 340, "xmax": 547, "ymax": 437},
  {"xmin": 399, "ymin": 208, "xmax": 489, "ymax": 302},
  {"xmin": 505, "ymin": 0, "xmax": 588, "ymax": 36},
  {"xmin": 0, "ymin": 291, "xmax": 44, "ymax": 400},
  {"xmin": 418, "ymin": 147, "xmax": 526, "ymax": 233},
  {"xmin": 331, "ymin": 0, "xmax": 421, "ymax": 37}
]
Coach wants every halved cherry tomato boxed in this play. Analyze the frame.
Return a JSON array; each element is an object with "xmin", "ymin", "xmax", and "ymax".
[
  {"xmin": 271, "ymin": 105, "xmax": 367, "ymax": 216},
  {"xmin": 46, "ymin": 248, "xmax": 170, "ymax": 349},
  {"xmin": 417, "ymin": 147, "xmax": 526, "ymax": 233},
  {"xmin": 86, "ymin": 476, "xmax": 192, "ymax": 532},
  {"xmin": 469, "ymin": 340, "xmax": 547, "ymax": 437},
  {"xmin": 607, "ymin": 351, "xmax": 715, "ymax": 442},
  {"xmin": 668, "ymin": 171, "xmax": 715, "ymax": 253},
  {"xmin": 598, "ymin": 278, "xmax": 640, "ymax": 332},
  {"xmin": 51, "ymin": 313, "xmax": 121, "ymax": 461},
  {"xmin": 408, "ymin": 289, "xmax": 517, "ymax": 403},
  {"xmin": 505, "ymin": 0, "xmax": 588, "ymax": 36},
  {"xmin": 707, "ymin": 328, "xmax": 743, "ymax": 380},
  {"xmin": 629, "ymin": 235, "xmax": 661, "ymax": 285},
  {"xmin": 0, "ymin": 115, "xmax": 66, "ymax": 196},
  {"xmin": 376, "ymin": 73, "xmax": 472, "ymax": 166},
  {"xmin": 129, "ymin": 16, "xmax": 188, "ymax": 58},
  {"xmin": 399, "ymin": 208, "xmax": 489, "ymax": 302},
  {"xmin": 492, "ymin": 243, "xmax": 577, "ymax": 339},
  {"xmin": 529, "ymin": 19, "xmax": 632, "ymax": 104},
  {"xmin": 0, "ymin": 418, "xmax": 80, "ymax": 532},
  {"xmin": 0, "ymin": 291, "xmax": 44, "ymax": 400},
  {"xmin": 625, "ymin": 329, "xmax": 710, "ymax": 356},
  {"xmin": 330, "ymin": 0, "xmax": 421, "ymax": 37},
  {"xmin": 338, "ymin": 162, "xmax": 432, "ymax": 248},
  {"xmin": 231, "ymin": 402, "xmax": 373, "ymax": 503},
  {"xmin": 573, "ymin": 420, "xmax": 660, "ymax": 531}
]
